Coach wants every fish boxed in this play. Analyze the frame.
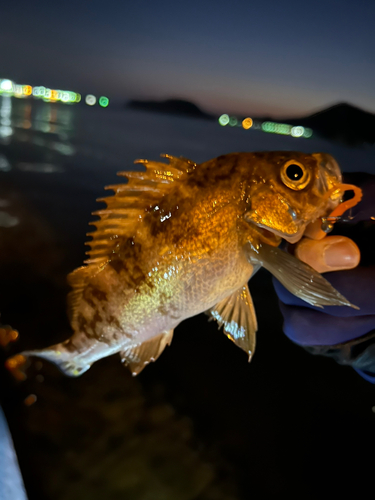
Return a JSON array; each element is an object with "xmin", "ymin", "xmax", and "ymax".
[{"xmin": 17, "ymin": 151, "xmax": 359, "ymax": 377}]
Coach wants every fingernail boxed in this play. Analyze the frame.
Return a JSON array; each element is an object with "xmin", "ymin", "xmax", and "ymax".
[{"xmin": 324, "ymin": 238, "xmax": 360, "ymax": 269}]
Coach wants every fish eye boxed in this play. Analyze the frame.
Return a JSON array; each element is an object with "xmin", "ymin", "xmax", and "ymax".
[{"xmin": 280, "ymin": 160, "xmax": 311, "ymax": 190}]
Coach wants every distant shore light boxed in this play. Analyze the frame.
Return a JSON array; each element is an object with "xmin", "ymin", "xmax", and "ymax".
[
  {"xmin": 242, "ymin": 117, "xmax": 253, "ymax": 130},
  {"xmin": 99, "ymin": 96, "xmax": 109, "ymax": 108},
  {"xmin": 14, "ymin": 85, "xmax": 23, "ymax": 96},
  {"xmin": 218, "ymin": 114, "xmax": 230, "ymax": 126},
  {"xmin": 275, "ymin": 123, "xmax": 291, "ymax": 135},
  {"xmin": 0, "ymin": 80, "xmax": 13, "ymax": 92},
  {"xmin": 85, "ymin": 94, "xmax": 97, "ymax": 106},
  {"xmin": 229, "ymin": 116, "xmax": 238, "ymax": 127},
  {"xmin": 33, "ymin": 86, "xmax": 46, "ymax": 97},
  {"xmin": 0, "ymin": 78, "xmax": 86, "ymax": 106},
  {"xmin": 261, "ymin": 121, "xmax": 276, "ymax": 133},
  {"xmin": 291, "ymin": 126, "xmax": 305, "ymax": 137},
  {"xmin": 23, "ymin": 85, "xmax": 32, "ymax": 96}
]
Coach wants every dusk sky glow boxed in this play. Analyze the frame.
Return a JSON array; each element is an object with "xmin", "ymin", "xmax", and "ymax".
[{"xmin": 1, "ymin": 0, "xmax": 374, "ymax": 118}]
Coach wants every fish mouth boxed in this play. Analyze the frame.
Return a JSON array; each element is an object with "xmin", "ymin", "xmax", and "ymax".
[
  {"xmin": 250, "ymin": 222, "xmax": 305, "ymax": 246},
  {"xmin": 281, "ymin": 231, "xmax": 305, "ymax": 244},
  {"xmin": 244, "ymin": 196, "xmax": 306, "ymax": 246},
  {"xmin": 248, "ymin": 224, "xmax": 282, "ymax": 246}
]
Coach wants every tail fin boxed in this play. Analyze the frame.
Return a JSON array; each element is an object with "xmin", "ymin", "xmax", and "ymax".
[{"xmin": 21, "ymin": 342, "xmax": 91, "ymax": 377}]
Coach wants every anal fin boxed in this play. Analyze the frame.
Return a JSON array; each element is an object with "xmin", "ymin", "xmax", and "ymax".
[
  {"xmin": 208, "ymin": 285, "xmax": 257, "ymax": 360},
  {"xmin": 120, "ymin": 329, "xmax": 174, "ymax": 376}
]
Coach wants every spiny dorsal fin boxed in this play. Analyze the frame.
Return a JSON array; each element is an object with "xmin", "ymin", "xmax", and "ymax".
[
  {"xmin": 67, "ymin": 155, "xmax": 195, "ymax": 324},
  {"xmin": 84, "ymin": 155, "xmax": 195, "ymax": 267},
  {"xmin": 120, "ymin": 329, "xmax": 174, "ymax": 376},
  {"xmin": 208, "ymin": 284, "xmax": 258, "ymax": 360}
]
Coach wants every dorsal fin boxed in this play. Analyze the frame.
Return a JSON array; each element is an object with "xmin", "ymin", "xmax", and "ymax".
[
  {"xmin": 85, "ymin": 155, "xmax": 195, "ymax": 265},
  {"xmin": 67, "ymin": 155, "xmax": 195, "ymax": 323}
]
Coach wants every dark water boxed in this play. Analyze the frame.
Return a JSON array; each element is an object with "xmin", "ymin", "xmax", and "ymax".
[{"xmin": 0, "ymin": 97, "xmax": 374, "ymax": 499}]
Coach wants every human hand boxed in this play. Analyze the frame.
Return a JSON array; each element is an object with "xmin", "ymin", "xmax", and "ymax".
[{"xmin": 273, "ymin": 173, "xmax": 375, "ymax": 382}]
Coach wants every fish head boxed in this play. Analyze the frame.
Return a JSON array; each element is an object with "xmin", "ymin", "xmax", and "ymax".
[{"xmin": 243, "ymin": 152, "xmax": 342, "ymax": 244}]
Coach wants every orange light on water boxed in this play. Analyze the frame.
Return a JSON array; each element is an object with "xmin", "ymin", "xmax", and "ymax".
[
  {"xmin": 0, "ymin": 326, "xmax": 19, "ymax": 346},
  {"xmin": 23, "ymin": 85, "xmax": 32, "ymax": 96},
  {"xmin": 242, "ymin": 117, "xmax": 253, "ymax": 130},
  {"xmin": 24, "ymin": 394, "xmax": 37, "ymax": 406},
  {"xmin": 5, "ymin": 354, "xmax": 25, "ymax": 369},
  {"xmin": 5, "ymin": 354, "xmax": 28, "ymax": 381}
]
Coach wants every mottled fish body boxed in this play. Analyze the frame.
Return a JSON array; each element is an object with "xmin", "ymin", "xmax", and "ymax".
[{"xmin": 20, "ymin": 152, "xmax": 357, "ymax": 376}]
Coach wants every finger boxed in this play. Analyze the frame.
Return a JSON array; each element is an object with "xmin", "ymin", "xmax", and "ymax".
[
  {"xmin": 278, "ymin": 301, "xmax": 375, "ymax": 345},
  {"xmin": 294, "ymin": 235, "xmax": 360, "ymax": 273}
]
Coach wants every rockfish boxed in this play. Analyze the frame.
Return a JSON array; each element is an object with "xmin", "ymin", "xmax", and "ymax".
[{"xmin": 19, "ymin": 152, "xmax": 358, "ymax": 376}]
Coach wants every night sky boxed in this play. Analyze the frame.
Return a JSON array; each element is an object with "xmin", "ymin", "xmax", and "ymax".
[{"xmin": 1, "ymin": 0, "xmax": 374, "ymax": 117}]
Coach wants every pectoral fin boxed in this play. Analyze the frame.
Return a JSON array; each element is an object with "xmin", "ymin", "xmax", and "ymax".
[
  {"xmin": 120, "ymin": 329, "xmax": 174, "ymax": 376},
  {"xmin": 249, "ymin": 243, "xmax": 358, "ymax": 309},
  {"xmin": 208, "ymin": 285, "xmax": 257, "ymax": 360}
]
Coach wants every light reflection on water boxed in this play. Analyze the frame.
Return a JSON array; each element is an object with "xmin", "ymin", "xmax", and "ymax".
[
  {"xmin": 0, "ymin": 94, "xmax": 374, "ymax": 500},
  {"xmin": 1, "ymin": 95, "xmax": 374, "ymax": 176},
  {"xmin": 0, "ymin": 95, "xmax": 75, "ymax": 157},
  {"xmin": 0, "ymin": 198, "xmax": 10, "ymax": 207},
  {"xmin": 0, "ymin": 210, "xmax": 19, "ymax": 227},
  {"xmin": 0, "ymin": 154, "xmax": 11, "ymax": 171},
  {"xmin": 17, "ymin": 162, "xmax": 65, "ymax": 173},
  {"xmin": 0, "ymin": 96, "xmax": 12, "ymax": 140}
]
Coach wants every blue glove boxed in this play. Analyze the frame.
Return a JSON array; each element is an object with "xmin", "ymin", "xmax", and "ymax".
[{"xmin": 273, "ymin": 173, "xmax": 375, "ymax": 383}]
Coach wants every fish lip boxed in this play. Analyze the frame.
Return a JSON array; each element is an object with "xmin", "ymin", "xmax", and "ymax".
[
  {"xmin": 250, "ymin": 222, "xmax": 305, "ymax": 245},
  {"xmin": 280, "ymin": 230, "xmax": 305, "ymax": 244},
  {"xmin": 244, "ymin": 196, "xmax": 305, "ymax": 245}
]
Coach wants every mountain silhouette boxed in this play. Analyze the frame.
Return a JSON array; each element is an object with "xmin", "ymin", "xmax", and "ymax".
[
  {"xmin": 286, "ymin": 103, "xmax": 375, "ymax": 146},
  {"xmin": 127, "ymin": 99, "xmax": 375, "ymax": 146}
]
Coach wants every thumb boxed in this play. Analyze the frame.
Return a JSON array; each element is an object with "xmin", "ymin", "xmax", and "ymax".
[{"xmin": 294, "ymin": 235, "xmax": 360, "ymax": 273}]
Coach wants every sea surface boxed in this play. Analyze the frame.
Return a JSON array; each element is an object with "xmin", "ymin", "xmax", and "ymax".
[{"xmin": 0, "ymin": 96, "xmax": 374, "ymax": 500}]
